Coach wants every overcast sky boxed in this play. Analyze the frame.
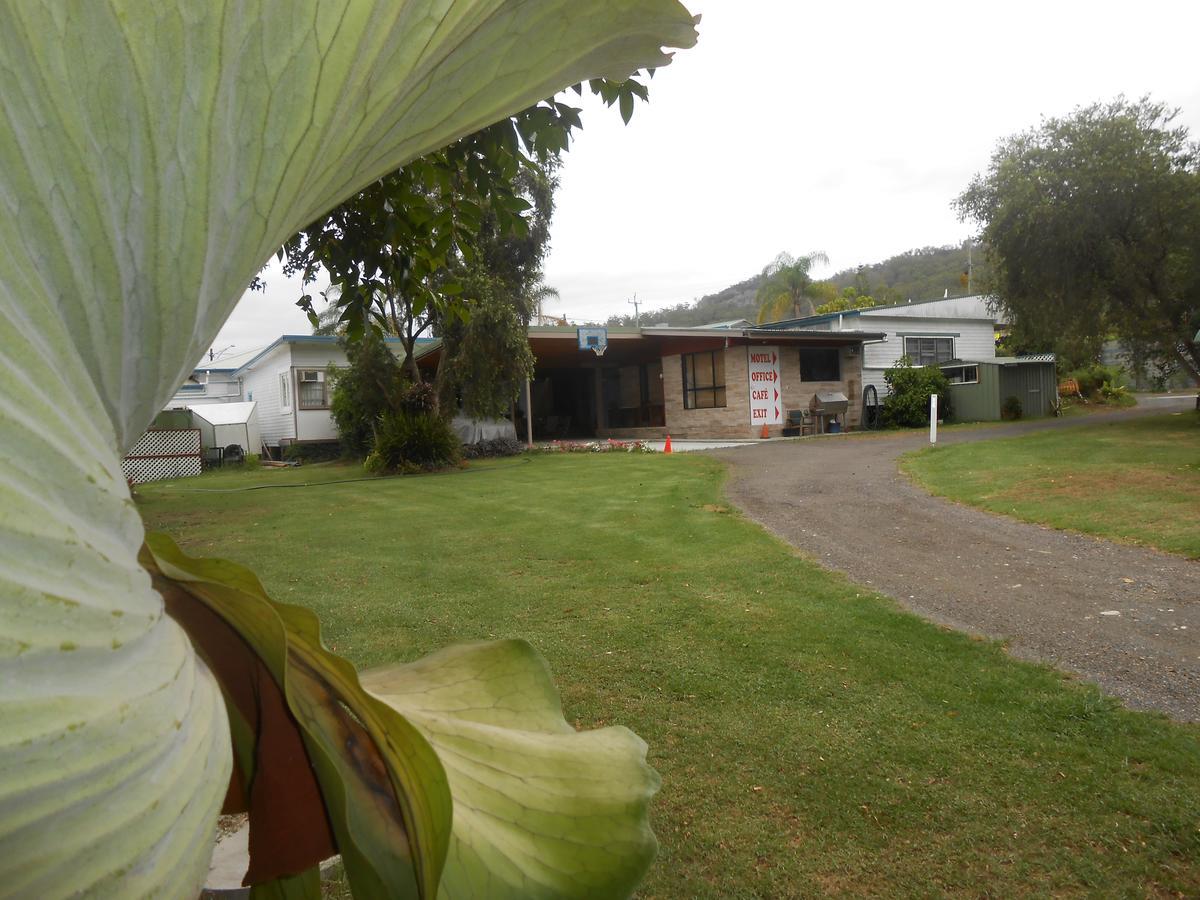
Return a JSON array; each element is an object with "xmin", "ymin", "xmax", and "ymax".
[{"xmin": 212, "ymin": 0, "xmax": 1200, "ymax": 357}]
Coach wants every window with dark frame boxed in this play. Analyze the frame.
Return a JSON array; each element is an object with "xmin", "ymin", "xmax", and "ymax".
[
  {"xmin": 681, "ymin": 350, "xmax": 726, "ymax": 409},
  {"xmin": 799, "ymin": 347, "xmax": 841, "ymax": 382},
  {"xmin": 942, "ymin": 364, "xmax": 979, "ymax": 384},
  {"xmin": 297, "ymin": 370, "xmax": 329, "ymax": 409},
  {"xmin": 904, "ymin": 336, "xmax": 955, "ymax": 366}
]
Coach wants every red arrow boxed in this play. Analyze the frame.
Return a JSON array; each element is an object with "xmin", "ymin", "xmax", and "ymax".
[
  {"xmin": 774, "ymin": 405, "xmax": 780, "ymax": 418},
  {"xmin": 774, "ymin": 388, "xmax": 779, "ymax": 402},
  {"xmin": 772, "ymin": 371, "xmax": 778, "ymax": 383}
]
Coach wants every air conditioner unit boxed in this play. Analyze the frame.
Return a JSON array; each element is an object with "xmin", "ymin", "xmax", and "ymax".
[{"xmin": 299, "ymin": 370, "xmax": 324, "ymax": 383}]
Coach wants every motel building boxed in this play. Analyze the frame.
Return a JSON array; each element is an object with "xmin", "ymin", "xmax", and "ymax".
[{"xmin": 417, "ymin": 321, "xmax": 886, "ymax": 442}]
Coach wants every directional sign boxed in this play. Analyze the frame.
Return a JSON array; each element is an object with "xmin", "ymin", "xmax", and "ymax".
[{"xmin": 747, "ymin": 346, "xmax": 782, "ymax": 426}]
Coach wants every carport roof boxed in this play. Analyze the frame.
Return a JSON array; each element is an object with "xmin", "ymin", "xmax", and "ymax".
[{"xmin": 413, "ymin": 324, "xmax": 886, "ymax": 368}]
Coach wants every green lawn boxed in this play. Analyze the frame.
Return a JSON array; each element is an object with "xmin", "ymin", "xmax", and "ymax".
[
  {"xmin": 140, "ymin": 454, "xmax": 1200, "ymax": 897},
  {"xmin": 903, "ymin": 413, "xmax": 1200, "ymax": 559}
]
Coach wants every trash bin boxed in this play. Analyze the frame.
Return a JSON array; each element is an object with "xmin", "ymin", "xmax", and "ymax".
[{"xmin": 828, "ymin": 420, "xmax": 842, "ymax": 434}]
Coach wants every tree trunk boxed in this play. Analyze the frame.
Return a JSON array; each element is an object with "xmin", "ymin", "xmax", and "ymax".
[
  {"xmin": 431, "ymin": 346, "xmax": 447, "ymax": 416},
  {"xmin": 1176, "ymin": 341, "xmax": 1200, "ymax": 383},
  {"xmin": 405, "ymin": 343, "xmax": 422, "ymax": 384}
]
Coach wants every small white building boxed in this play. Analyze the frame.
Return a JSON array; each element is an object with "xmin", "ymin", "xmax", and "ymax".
[
  {"xmin": 767, "ymin": 295, "xmax": 1000, "ymax": 398},
  {"xmin": 166, "ymin": 335, "xmax": 425, "ymax": 454},
  {"xmin": 188, "ymin": 401, "xmax": 262, "ymax": 459}
]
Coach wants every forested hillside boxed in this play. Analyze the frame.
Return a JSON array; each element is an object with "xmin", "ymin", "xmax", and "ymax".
[
  {"xmin": 604, "ymin": 273, "xmax": 763, "ymax": 327},
  {"xmin": 604, "ymin": 243, "xmax": 988, "ymax": 327},
  {"xmin": 826, "ymin": 243, "xmax": 990, "ymax": 306}
]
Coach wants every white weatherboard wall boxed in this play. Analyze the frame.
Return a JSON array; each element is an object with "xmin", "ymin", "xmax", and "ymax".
[
  {"xmin": 290, "ymin": 343, "xmax": 347, "ymax": 442},
  {"xmin": 854, "ymin": 305, "xmax": 996, "ymax": 398},
  {"xmin": 858, "ymin": 316, "xmax": 996, "ymax": 396},
  {"xmin": 805, "ymin": 295, "xmax": 1001, "ymax": 399},
  {"xmin": 240, "ymin": 344, "xmax": 295, "ymax": 449}
]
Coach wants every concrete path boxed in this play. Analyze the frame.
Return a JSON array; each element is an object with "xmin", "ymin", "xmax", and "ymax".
[{"xmin": 709, "ymin": 398, "xmax": 1200, "ymax": 720}]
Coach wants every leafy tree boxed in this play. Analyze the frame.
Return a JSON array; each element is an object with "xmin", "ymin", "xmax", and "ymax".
[
  {"xmin": 429, "ymin": 163, "xmax": 557, "ymax": 418},
  {"xmin": 279, "ymin": 79, "xmax": 651, "ymax": 385},
  {"xmin": 814, "ymin": 286, "xmax": 878, "ymax": 315},
  {"xmin": 328, "ymin": 330, "xmax": 405, "ymax": 456},
  {"xmin": 437, "ymin": 268, "xmax": 538, "ymax": 419},
  {"xmin": 956, "ymin": 97, "xmax": 1200, "ymax": 378},
  {"xmin": 754, "ymin": 251, "xmax": 830, "ymax": 323}
]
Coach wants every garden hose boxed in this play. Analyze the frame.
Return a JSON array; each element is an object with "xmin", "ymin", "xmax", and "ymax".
[{"xmin": 160, "ymin": 455, "xmax": 533, "ymax": 494}]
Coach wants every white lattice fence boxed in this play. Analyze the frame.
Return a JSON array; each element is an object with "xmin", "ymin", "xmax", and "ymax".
[{"xmin": 122, "ymin": 428, "xmax": 202, "ymax": 484}]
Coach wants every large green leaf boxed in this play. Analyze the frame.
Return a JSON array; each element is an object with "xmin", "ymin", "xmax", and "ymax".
[
  {"xmin": 0, "ymin": 1, "xmax": 697, "ymax": 451},
  {"xmin": 362, "ymin": 641, "xmax": 661, "ymax": 898},
  {"xmin": 0, "ymin": 2, "xmax": 695, "ymax": 896},
  {"xmin": 145, "ymin": 534, "xmax": 450, "ymax": 898}
]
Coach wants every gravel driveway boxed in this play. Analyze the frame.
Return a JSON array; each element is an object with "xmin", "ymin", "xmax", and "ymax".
[{"xmin": 709, "ymin": 398, "xmax": 1200, "ymax": 720}]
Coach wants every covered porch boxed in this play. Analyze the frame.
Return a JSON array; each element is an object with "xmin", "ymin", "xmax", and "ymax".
[{"xmin": 521, "ymin": 328, "xmax": 668, "ymax": 441}]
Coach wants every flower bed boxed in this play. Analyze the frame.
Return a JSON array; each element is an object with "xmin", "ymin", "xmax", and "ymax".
[{"xmin": 539, "ymin": 438, "xmax": 656, "ymax": 453}]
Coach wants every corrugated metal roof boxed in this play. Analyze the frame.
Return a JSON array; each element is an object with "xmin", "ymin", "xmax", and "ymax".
[
  {"xmin": 759, "ymin": 294, "xmax": 997, "ymax": 330},
  {"xmin": 994, "ymin": 354, "xmax": 1056, "ymax": 365}
]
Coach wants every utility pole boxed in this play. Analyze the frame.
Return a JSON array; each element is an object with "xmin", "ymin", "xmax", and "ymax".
[
  {"xmin": 627, "ymin": 293, "xmax": 641, "ymax": 328},
  {"xmin": 967, "ymin": 242, "xmax": 973, "ymax": 295}
]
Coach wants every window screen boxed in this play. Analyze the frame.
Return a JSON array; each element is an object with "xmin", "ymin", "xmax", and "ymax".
[{"xmin": 297, "ymin": 371, "xmax": 329, "ymax": 409}]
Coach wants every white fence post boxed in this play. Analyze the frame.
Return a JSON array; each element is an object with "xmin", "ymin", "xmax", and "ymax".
[{"xmin": 929, "ymin": 394, "xmax": 938, "ymax": 445}]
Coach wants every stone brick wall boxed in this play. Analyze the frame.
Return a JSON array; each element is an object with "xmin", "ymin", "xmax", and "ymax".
[
  {"xmin": 661, "ymin": 343, "xmax": 864, "ymax": 438},
  {"xmin": 662, "ymin": 347, "xmax": 753, "ymax": 439},
  {"xmin": 778, "ymin": 345, "xmax": 863, "ymax": 431}
]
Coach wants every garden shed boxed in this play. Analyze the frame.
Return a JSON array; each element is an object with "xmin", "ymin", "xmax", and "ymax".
[
  {"xmin": 941, "ymin": 355, "xmax": 1058, "ymax": 421},
  {"xmin": 188, "ymin": 401, "xmax": 261, "ymax": 457}
]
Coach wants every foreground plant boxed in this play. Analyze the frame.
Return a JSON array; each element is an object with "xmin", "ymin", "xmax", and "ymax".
[{"xmin": 0, "ymin": 3, "xmax": 696, "ymax": 897}]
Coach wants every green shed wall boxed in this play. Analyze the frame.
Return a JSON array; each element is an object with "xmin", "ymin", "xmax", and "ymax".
[
  {"xmin": 998, "ymin": 362, "xmax": 1056, "ymax": 418},
  {"xmin": 947, "ymin": 365, "xmax": 1000, "ymax": 422},
  {"xmin": 946, "ymin": 360, "xmax": 1057, "ymax": 421}
]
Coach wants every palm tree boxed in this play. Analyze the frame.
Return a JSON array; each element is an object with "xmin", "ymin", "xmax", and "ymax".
[
  {"xmin": 754, "ymin": 251, "xmax": 830, "ymax": 323},
  {"xmin": 528, "ymin": 283, "xmax": 561, "ymax": 325}
]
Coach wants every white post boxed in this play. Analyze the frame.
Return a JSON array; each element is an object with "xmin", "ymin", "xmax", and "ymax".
[
  {"xmin": 525, "ymin": 378, "xmax": 534, "ymax": 449},
  {"xmin": 929, "ymin": 394, "xmax": 938, "ymax": 445}
]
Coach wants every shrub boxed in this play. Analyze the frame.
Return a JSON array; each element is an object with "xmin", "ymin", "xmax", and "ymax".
[
  {"xmin": 329, "ymin": 331, "xmax": 405, "ymax": 456},
  {"xmin": 369, "ymin": 409, "xmax": 461, "ymax": 473},
  {"xmin": 399, "ymin": 380, "xmax": 438, "ymax": 415},
  {"xmin": 1001, "ymin": 395, "xmax": 1023, "ymax": 420},
  {"xmin": 881, "ymin": 358, "xmax": 952, "ymax": 427},
  {"xmin": 1100, "ymin": 379, "xmax": 1130, "ymax": 401},
  {"xmin": 461, "ymin": 437, "xmax": 525, "ymax": 459},
  {"xmin": 1068, "ymin": 363, "xmax": 1128, "ymax": 398}
]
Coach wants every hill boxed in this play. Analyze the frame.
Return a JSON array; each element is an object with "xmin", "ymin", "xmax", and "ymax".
[
  {"xmin": 826, "ymin": 243, "xmax": 989, "ymax": 306},
  {"xmin": 605, "ymin": 243, "xmax": 989, "ymax": 327},
  {"xmin": 604, "ymin": 273, "xmax": 764, "ymax": 328}
]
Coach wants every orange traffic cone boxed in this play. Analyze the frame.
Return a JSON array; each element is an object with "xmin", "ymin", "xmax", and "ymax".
[
  {"xmin": 663, "ymin": 434, "xmax": 673, "ymax": 454},
  {"xmin": 760, "ymin": 423, "xmax": 770, "ymax": 439}
]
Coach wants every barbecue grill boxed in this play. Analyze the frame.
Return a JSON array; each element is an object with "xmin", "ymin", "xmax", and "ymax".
[{"xmin": 809, "ymin": 391, "xmax": 849, "ymax": 433}]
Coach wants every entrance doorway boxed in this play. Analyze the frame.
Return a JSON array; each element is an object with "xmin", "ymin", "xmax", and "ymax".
[{"xmin": 529, "ymin": 368, "xmax": 597, "ymax": 439}]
